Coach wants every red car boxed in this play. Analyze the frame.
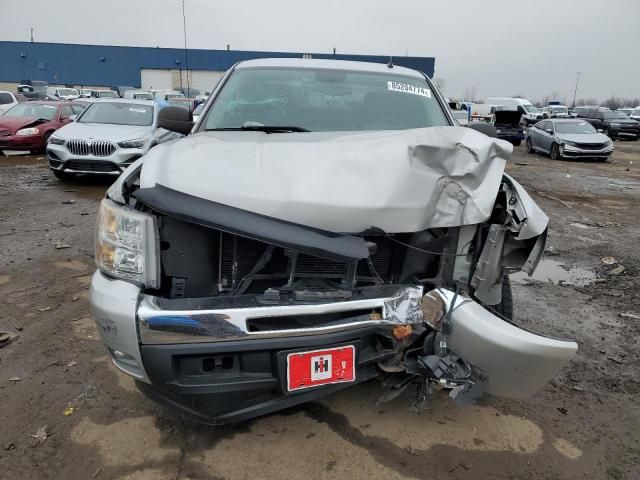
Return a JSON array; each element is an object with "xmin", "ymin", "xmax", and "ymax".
[{"xmin": 0, "ymin": 101, "xmax": 86, "ymax": 153}]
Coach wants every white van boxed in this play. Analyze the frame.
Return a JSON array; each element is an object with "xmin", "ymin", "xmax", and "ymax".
[
  {"xmin": 123, "ymin": 90, "xmax": 155, "ymax": 100},
  {"xmin": 486, "ymin": 97, "xmax": 543, "ymax": 125},
  {"xmin": 46, "ymin": 87, "xmax": 79, "ymax": 100}
]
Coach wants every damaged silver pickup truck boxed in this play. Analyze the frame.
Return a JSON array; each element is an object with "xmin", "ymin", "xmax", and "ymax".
[{"xmin": 90, "ymin": 58, "xmax": 577, "ymax": 424}]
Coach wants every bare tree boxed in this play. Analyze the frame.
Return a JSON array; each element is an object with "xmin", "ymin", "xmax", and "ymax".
[
  {"xmin": 575, "ymin": 97, "xmax": 599, "ymax": 106},
  {"xmin": 433, "ymin": 77, "xmax": 446, "ymax": 93},
  {"xmin": 601, "ymin": 95, "xmax": 622, "ymax": 110}
]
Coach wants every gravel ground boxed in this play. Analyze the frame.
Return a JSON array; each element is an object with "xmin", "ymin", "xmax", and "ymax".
[{"xmin": 1, "ymin": 141, "xmax": 639, "ymax": 480}]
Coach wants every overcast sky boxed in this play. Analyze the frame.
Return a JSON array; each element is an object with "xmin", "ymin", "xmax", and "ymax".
[{"xmin": 2, "ymin": 0, "xmax": 639, "ymax": 102}]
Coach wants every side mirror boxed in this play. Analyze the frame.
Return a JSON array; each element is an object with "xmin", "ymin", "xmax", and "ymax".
[
  {"xmin": 545, "ymin": 129, "xmax": 553, "ymax": 134},
  {"xmin": 157, "ymin": 106, "xmax": 193, "ymax": 135},
  {"xmin": 597, "ymin": 129, "xmax": 604, "ymax": 133},
  {"xmin": 467, "ymin": 121, "xmax": 497, "ymax": 138}
]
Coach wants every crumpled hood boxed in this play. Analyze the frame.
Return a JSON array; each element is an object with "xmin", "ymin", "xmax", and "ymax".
[
  {"xmin": 55, "ymin": 122, "xmax": 152, "ymax": 142},
  {"xmin": 139, "ymin": 127, "xmax": 512, "ymax": 233},
  {"xmin": 0, "ymin": 116, "xmax": 48, "ymax": 133}
]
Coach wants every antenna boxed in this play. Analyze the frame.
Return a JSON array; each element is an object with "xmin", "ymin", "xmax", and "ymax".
[{"xmin": 387, "ymin": 57, "xmax": 394, "ymax": 69}]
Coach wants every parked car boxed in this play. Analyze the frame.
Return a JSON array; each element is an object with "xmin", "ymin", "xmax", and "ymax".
[
  {"xmin": 572, "ymin": 105, "xmax": 599, "ymax": 118},
  {"xmin": 579, "ymin": 108, "xmax": 640, "ymax": 139},
  {"xmin": 116, "ymin": 86, "xmax": 136, "ymax": 98},
  {"xmin": 152, "ymin": 90, "xmax": 185, "ymax": 101},
  {"xmin": 89, "ymin": 58, "xmax": 577, "ymax": 424},
  {"xmin": 46, "ymin": 87, "xmax": 80, "ymax": 100},
  {"xmin": 0, "ymin": 91, "xmax": 21, "ymax": 115},
  {"xmin": 617, "ymin": 108, "xmax": 633, "ymax": 116},
  {"xmin": 630, "ymin": 107, "xmax": 640, "ymax": 121},
  {"xmin": 80, "ymin": 89, "xmax": 119, "ymax": 99},
  {"xmin": 167, "ymin": 97, "xmax": 198, "ymax": 112},
  {"xmin": 0, "ymin": 101, "xmax": 85, "ymax": 153},
  {"xmin": 541, "ymin": 105, "xmax": 569, "ymax": 118},
  {"xmin": 486, "ymin": 97, "xmax": 543, "ymax": 125},
  {"xmin": 494, "ymin": 110, "xmax": 525, "ymax": 145},
  {"xmin": 469, "ymin": 103, "xmax": 505, "ymax": 122},
  {"xmin": 46, "ymin": 99, "xmax": 182, "ymax": 181},
  {"xmin": 525, "ymin": 119, "xmax": 613, "ymax": 160},
  {"xmin": 123, "ymin": 90, "xmax": 155, "ymax": 100}
]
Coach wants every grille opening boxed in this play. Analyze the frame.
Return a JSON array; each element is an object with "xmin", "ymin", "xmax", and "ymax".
[
  {"xmin": 246, "ymin": 308, "xmax": 382, "ymax": 332},
  {"xmin": 65, "ymin": 160, "xmax": 120, "ymax": 172},
  {"xmin": 202, "ymin": 355, "xmax": 234, "ymax": 372}
]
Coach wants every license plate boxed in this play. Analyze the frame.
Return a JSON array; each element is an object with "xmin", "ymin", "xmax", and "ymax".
[{"xmin": 286, "ymin": 345, "xmax": 355, "ymax": 392}]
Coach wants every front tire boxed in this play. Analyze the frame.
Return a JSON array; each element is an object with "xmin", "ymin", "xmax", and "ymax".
[
  {"xmin": 52, "ymin": 170, "xmax": 76, "ymax": 182},
  {"xmin": 606, "ymin": 128, "xmax": 616, "ymax": 140},
  {"xmin": 550, "ymin": 143, "xmax": 561, "ymax": 160},
  {"xmin": 525, "ymin": 137, "xmax": 534, "ymax": 154},
  {"xmin": 39, "ymin": 132, "xmax": 53, "ymax": 154},
  {"xmin": 477, "ymin": 276, "xmax": 514, "ymax": 321}
]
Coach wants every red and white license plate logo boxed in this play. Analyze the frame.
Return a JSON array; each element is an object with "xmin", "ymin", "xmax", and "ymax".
[{"xmin": 287, "ymin": 346, "xmax": 355, "ymax": 392}]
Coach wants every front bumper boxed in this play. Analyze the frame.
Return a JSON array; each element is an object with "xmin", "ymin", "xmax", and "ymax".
[
  {"xmin": 46, "ymin": 143, "xmax": 145, "ymax": 175},
  {"xmin": 610, "ymin": 127, "xmax": 640, "ymax": 138},
  {"xmin": 561, "ymin": 144, "xmax": 614, "ymax": 158},
  {"xmin": 90, "ymin": 271, "xmax": 577, "ymax": 423},
  {"xmin": 0, "ymin": 134, "xmax": 44, "ymax": 151}
]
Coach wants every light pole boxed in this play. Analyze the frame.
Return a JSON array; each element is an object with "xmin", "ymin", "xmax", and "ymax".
[
  {"xmin": 572, "ymin": 72, "xmax": 581, "ymax": 108},
  {"xmin": 182, "ymin": 0, "xmax": 190, "ymax": 93}
]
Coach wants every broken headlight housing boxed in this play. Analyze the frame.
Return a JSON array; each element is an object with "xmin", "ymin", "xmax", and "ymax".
[{"xmin": 95, "ymin": 199, "xmax": 159, "ymax": 287}]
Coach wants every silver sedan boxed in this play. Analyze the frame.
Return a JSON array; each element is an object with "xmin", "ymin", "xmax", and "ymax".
[{"xmin": 525, "ymin": 118, "xmax": 614, "ymax": 160}]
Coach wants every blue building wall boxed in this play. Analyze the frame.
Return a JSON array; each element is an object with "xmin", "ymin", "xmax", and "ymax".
[{"xmin": 0, "ymin": 41, "xmax": 435, "ymax": 87}]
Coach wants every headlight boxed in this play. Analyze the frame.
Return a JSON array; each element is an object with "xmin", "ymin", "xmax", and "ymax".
[
  {"xmin": 563, "ymin": 140, "xmax": 577, "ymax": 147},
  {"xmin": 95, "ymin": 199, "xmax": 159, "ymax": 287},
  {"xmin": 605, "ymin": 139, "xmax": 614, "ymax": 147},
  {"xmin": 117, "ymin": 138, "xmax": 147, "ymax": 149},
  {"xmin": 49, "ymin": 135, "xmax": 65, "ymax": 145},
  {"xmin": 16, "ymin": 127, "xmax": 39, "ymax": 136}
]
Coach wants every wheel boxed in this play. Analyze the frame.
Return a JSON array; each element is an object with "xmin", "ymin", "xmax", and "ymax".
[
  {"xmin": 52, "ymin": 170, "xmax": 76, "ymax": 182},
  {"xmin": 550, "ymin": 143, "xmax": 561, "ymax": 160},
  {"xmin": 493, "ymin": 276, "xmax": 514, "ymax": 320},
  {"xmin": 525, "ymin": 137, "xmax": 534, "ymax": 154},
  {"xmin": 606, "ymin": 128, "xmax": 616, "ymax": 140}
]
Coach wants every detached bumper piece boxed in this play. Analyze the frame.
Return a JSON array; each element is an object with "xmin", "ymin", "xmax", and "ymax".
[{"xmin": 137, "ymin": 328, "xmax": 389, "ymax": 425}]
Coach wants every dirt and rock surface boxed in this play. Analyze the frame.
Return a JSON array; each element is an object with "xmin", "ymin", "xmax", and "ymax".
[{"xmin": 1, "ymin": 141, "xmax": 639, "ymax": 479}]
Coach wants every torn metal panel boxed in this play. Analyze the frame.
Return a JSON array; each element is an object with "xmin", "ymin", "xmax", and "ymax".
[
  {"xmin": 383, "ymin": 286, "xmax": 424, "ymax": 324},
  {"xmin": 137, "ymin": 126, "xmax": 511, "ymax": 233},
  {"xmin": 503, "ymin": 174, "xmax": 549, "ymax": 240},
  {"xmin": 470, "ymin": 224, "xmax": 507, "ymax": 305},
  {"xmin": 133, "ymin": 184, "xmax": 371, "ymax": 263}
]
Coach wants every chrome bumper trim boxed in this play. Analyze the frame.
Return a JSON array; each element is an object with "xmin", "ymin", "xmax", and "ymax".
[{"xmin": 138, "ymin": 286, "xmax": 424, "ymax": 345}]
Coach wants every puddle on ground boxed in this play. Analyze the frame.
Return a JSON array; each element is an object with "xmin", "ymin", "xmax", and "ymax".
[{"xmin": 511, "ymin": 258, "xmax": 596, "ymax": 287}]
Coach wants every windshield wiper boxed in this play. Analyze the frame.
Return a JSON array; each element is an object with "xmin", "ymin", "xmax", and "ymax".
[{"xmin": 206, "ymin": 125, "xmax": 310, "ymax": 133}]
